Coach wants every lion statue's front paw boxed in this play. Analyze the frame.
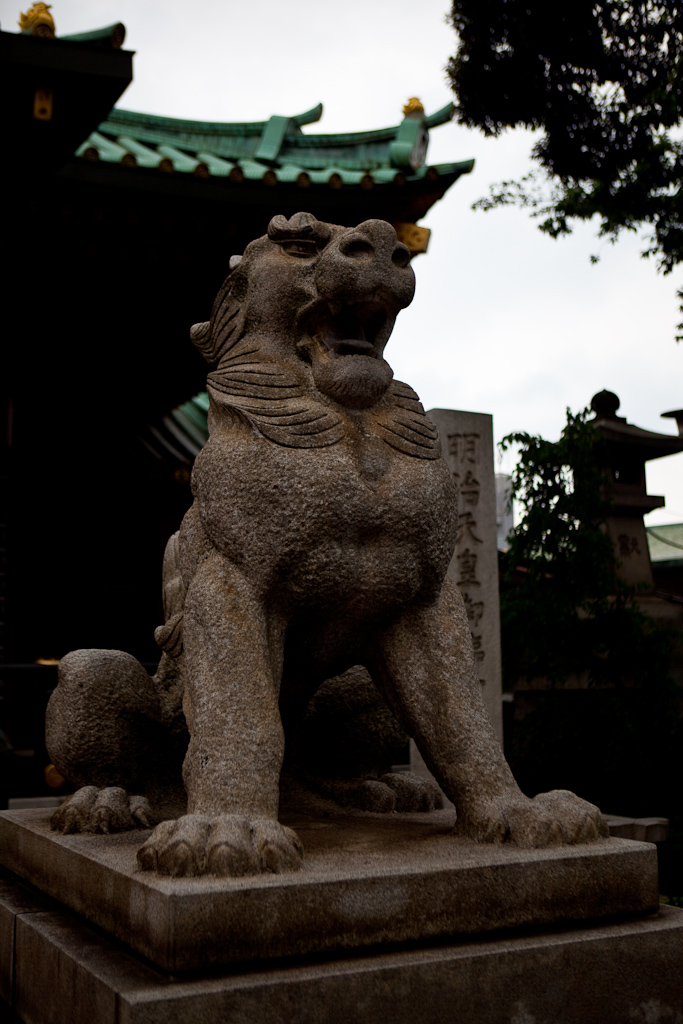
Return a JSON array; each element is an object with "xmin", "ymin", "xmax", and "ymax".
[
  {"xmin": 457, "ymin": 789, "xmax": 609, "ymax": 848},
  {"xmin": 136, "ymin": 813, "xmax": 304, "ymax": 877},
  {"xmin": 51, "ymin": 786, "xmax": 153, "ymax": 834}
]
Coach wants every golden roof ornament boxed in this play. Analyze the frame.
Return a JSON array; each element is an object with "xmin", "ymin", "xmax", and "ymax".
[
  {"xmin": 18, "ymin": 2, "xmax": 55, "ymax": 37},
  {"xmin": 402, "ymin": 97, "xmax": 425, "ymax": 119}
]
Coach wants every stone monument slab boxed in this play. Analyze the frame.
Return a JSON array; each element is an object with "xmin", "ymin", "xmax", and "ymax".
[
  {"xmin": 428, "ymin": 408, "xmax": 503, "ymax": 742},
  {"xmin": 0, "ymin": 808, "xmax": 659, "ymax": 973}
]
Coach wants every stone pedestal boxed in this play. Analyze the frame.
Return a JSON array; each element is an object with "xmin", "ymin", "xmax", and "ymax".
[
  {"xmin": 2, "ymin": 808, "xmax": 683, "ymax": 1022},
  {"xmin": 0, "ymin": 808, "xmax": 659, "ymax": 972}
]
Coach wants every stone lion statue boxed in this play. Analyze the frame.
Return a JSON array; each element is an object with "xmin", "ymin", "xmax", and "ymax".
[{"xmin": 46, "ymin": 213, "xmax": 607, "ymax": 876}]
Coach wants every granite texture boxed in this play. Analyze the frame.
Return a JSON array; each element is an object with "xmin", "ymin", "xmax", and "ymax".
[
  {"xmin": 428, "ymin": 408, "xmax": 503, "ymax": 743},
  {"xmin": 0, "ymin": 870, "xmax": 55, "ymax": 1007},
  {"xmin": 45, "ymin": 213, "xmax": 607, "ymax": 877},
  {"xmin": 0, "ymin": 808, "xmax": 659, "ymax": 972},
  {"xmin": 2, "ymin": 870, "xmax": 681, "ymax": 1024}
]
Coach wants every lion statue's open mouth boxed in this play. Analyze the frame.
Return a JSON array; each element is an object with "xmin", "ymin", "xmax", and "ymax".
[
  {"xmin": 299, "ymin": 299, "xmax": 395, "ymax": 407},
  {"xmin": 306, "ymin": 300, "xmax": 389, "ymax": 357}
]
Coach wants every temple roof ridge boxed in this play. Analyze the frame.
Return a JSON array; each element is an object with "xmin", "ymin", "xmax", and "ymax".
[
  {"xmin": 75, "ymin": 96, "xmax": 472, "ymax": 193},
  {"xmin": 100, "ymin": 102, "xmax": 324, "ymax": 138}
]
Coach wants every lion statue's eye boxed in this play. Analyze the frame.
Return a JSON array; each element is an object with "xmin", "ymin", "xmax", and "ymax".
[{"xmin": 281, "ymin": 240, "xmax": 318, "ymax": 258}]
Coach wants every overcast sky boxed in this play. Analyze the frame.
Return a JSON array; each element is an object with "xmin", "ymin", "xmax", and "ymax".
[{"xmin": 6, "ymin": 0, "xmax": 681, "ymax": 524}]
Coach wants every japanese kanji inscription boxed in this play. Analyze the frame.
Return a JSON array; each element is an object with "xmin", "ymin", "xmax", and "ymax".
[{"xmin": 427, "ymin": 410, "xmax": 503, "ymax": 743}]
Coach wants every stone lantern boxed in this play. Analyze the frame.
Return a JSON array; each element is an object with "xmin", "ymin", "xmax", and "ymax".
[{"xmin": 590, "ymin": 390, "xmax": 683, "ymax": 590}]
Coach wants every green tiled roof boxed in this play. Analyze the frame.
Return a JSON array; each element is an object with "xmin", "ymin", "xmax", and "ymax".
[
  {"xmin": 75, "ymin": 102, "xmax": 474, "ymax": 191},
  {"xmin": 647, "ymin": 524, "xmax": 683, "ymax": 564},
  {"xmin": 143, "ymin": 394, "xmax": 209, "ymax": 466}
]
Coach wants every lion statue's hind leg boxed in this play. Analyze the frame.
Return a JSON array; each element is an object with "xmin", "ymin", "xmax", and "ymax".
[
  {"xmin": 46, "ymin": 648, "xmax": 185, "ymax": 833},
  {"xmin": 50, "ymin": 785, "xmax": 152, "ymax": 834},
  {"xmin": 377, "ymin": 771, "xmax": 444, "ymax": 812},
  {"xmin": 287, "ymin": 665, "xmax": 443, "ymax": 814}
]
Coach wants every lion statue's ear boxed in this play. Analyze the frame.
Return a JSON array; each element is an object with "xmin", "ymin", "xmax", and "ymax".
[
  {"xmin": 190, "ymin": 256, "xmax": 247, "ymax": 366},
  {"xmin": 190, "ymin": 321, "xmax": 213, "ymax": 363}
]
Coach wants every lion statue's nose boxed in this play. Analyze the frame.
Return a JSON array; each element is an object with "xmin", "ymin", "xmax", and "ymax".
[
  {"xmin": 317, "ymin": 219, "xmax": 415, "ymax": 312},
  {"xmin": 337, "ymin": 220, "xmax": 411, "ymax": 269}
]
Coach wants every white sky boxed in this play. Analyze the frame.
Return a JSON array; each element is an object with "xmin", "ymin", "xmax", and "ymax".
[{"xmin": 5, "ymin": 0, "xmax": 682, "ymax": 524}]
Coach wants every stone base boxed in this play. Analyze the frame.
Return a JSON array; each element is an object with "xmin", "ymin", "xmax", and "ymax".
[
  {"xmin": 0, "ymin": 808, "xmax": 660, "ymax": 971},
  {"xmin": 2, "ymin": 868, "xmax": 682, "ymax": 1024}
]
